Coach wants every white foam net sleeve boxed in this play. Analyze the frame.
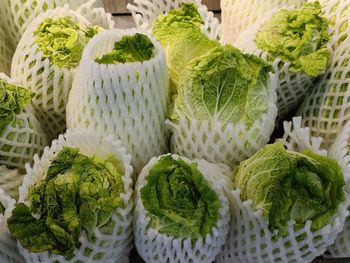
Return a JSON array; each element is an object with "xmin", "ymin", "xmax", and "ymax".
[
  {"xmin": 234, "ymin": 7, "xmax": 316, "ymax": 118},
  {"xmin": 0, "ymin": 188, "xmax": 25, "ymax": 263},
  {"xmin": 216, "ymin": 116, "xmax": 350, "ymax": 263},
  {"xmin": 166, "ymin": 74, "xmax": 278, "ymax": 166},
  {"xmin": 0, "ymin": 166, "xmax": 23, "ymax": 201},
  {"xmin": 11, "ymin": 6, "xmax": 114, "ymax": 141},
  {"xmin": 220, "ymin": 0, "xmax": 305, "ymax": 44},
  {"xmin": 134, "ymin": 154, "xmax": 231, "ymax": 263},
  {"xmin": 0, "ymin": 73, "xmax": 48, "ymax": 173},
  {"xmin": 17, "ymin": 128, "xmax": 134, "ymax": 263},
  {"xmin": 298, "ymin": 35, "xmax": 350, "ymax": 149},
  {"xmin": 127, "ymin": 0, "xmax": 221, "ymax": 41},
  {"xmin": 66, "ymin": 29, "xmax": 169, "ymax": 174}
]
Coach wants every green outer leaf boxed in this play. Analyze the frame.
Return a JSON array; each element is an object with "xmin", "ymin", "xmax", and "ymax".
[
  {"xmin": 8, "ymin": 147, "xmax": 125, "ymax": 257},
  {"xmin": 255, "ymin": 1, "xmax": 330, "ymax": 77},
  {"xmin": 0, "ymin": 79, "xmax": 34, "ymax": 135},
  {"xmin": 35, "ymin": 17, "xmax": 103, "ymax": 69},
  {"xmin": 95, "ymin": 33, "xmax": 155, "ymax": 64},
  {"xmin": 234, "ymin": 142, "xmax": 345, "ymax": 236},
  {"xmin": 172, "ymin": 45, "xmax": 271, "ymax": 128},
  {"xmin": 141, "ymin": 155, "xmax": 220, "ymax": 239}
]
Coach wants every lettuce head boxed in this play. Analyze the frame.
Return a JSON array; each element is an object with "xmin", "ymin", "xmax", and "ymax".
[
  {"xmin": 35, "ymin": 16, "xmax": 103, "ymax": 69},
  {"xmin": 141, "ymin": 155, "xmax": 220, "ymax": 239},
  {"xmin": 234, "ymin": 142, "xmax": 345, "ymax": 236},
  {"xmin": 0, "ymin": 79, "xmax": 34, "ymax": 135},
  {"xmin": 255, "ymin": 1, "xmax": 330, "ymax": 77},
  {"xmin": 8, "ymin": 147, "xmax": 125, "ymax": 257},
  {"xmin": 171, "ymin": 45, "xmax": 271, "ymax": 128},
  {"xmin": 95, "ymin": 33, "xmax": 155, "ymax": 64}
]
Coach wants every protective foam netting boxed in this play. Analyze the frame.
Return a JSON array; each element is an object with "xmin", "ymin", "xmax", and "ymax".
[
  {"xmin": 166, "ymin": 74, "xmax": 278, "ymax": 166},
  {"xmin": 11, "ymin": 5, "xmax": 114, "ymax": 141},
  {"xmin": 220, "ymin": 0, "xmax": 305, "ymax": 44},
  {"xmin": 0, "ymin": 188, "xmax": 25, "ymax": 263},
  {"xmin": 127, "ymin": 0, "xmax": 221, "ymax": 40},
  {"xmin": 17, "ymin": 128, "xmax": 134, "ymax": 263},
  {"xmin": 0, "ymin": 166, "xmax": 23, "ymax": 201},
  {"xmin": 66, "ymin": 29, "xmax": 169, "ymax": 174},
  {"xmin": 323, "ymin": 120, "xmax": 350, "ymax": 257},
  {"xmin": 216, "ymin": 117, "xmax": 350, "ymax": 263},
  {"xmin": 0, "ymin": 73, "xmax": 48, "ymax": 173},
  {"xmin": 298, "ymin": 35, "xmax": 350, "ymax": 149},
  {"xmin": 0, "ymin": 26, "xmax": 13, "ymax": 75},
  {"xmin": 233, "ymin": 7, "xmax": 318, "ymax": 118},
  {"xmin": 134, "ymin": 154, "xmax": 231, "ymax": 263}
]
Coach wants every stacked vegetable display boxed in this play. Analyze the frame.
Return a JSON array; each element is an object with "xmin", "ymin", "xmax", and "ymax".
[{"xmin": 1, "ymin": 0, "xmax": 350, "ymax": 262}]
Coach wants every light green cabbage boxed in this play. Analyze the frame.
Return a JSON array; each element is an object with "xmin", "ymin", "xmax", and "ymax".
[
  {"xmin": 255, "ymin": 1, "xmax": 330, "ymax": 77},
  {"xmin": 141, "ymin": 155, "xmax": 220, "ymax": 239},
  {"xmin": 172, "ymin": 45, "xmax": 271, "ymax": 128},
  {"xmin": 0, "ymin": 79, "xmax": 33, "ymax": 135},
  {"xmin": 234, "ymin": 142, "xmax": 345, "ymax": 236},
  {"xmin": 152, "ymin": 3, "xmax": 219, "ymax": 93},
  {"xmin": 8, "ymin": 147, "xmax": 124, "ymax": 257},
  {"xmin": 35, "ymin": 17, "xmax": 103, "ymax": 68},
  {"xmin": 95, "ymin": 33, "xmax": 155, "ymax": 64}
]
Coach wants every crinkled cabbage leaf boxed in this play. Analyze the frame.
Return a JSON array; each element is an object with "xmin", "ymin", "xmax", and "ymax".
[
  {"xmin": 95, "ymin": 33, "xmax": 155, "ymax": 64},
  {"xmin": 0, "ymin": 79, "xmax": 33, "ymax": 134},
  {"xmin": 255, "ymin": 1, "xmax": 330, "ymax": 77},
  {"xmin": 8, "ymin": 147, "xmax": 124, "ymax": 257},
  {"xmin": 152, "ymin": 3, "xmax": 219, "ymax": 93},
  {"xmin": 141, "ymin": 155, "xmax": 220, "ymax": 239},
  {"xmin": 234, "ymin": 142, "xmax": 345, "ymax": 236},
  {"xmin": 35, "ymin": 17, "xmax": 103, "ymax": 68},
  {"xmin": 172, "ymin": 45, "xmax": 271, "ymax": 128}
]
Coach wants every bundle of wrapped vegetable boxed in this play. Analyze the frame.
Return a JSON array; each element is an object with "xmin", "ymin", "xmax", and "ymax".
[
  {"xmin": 220, "ymin": 0, "xmax": 305, "ymax": 44},
  {"xmin": 233, "ymin": 1, "xmax": 331, "ymax": 117},
  {"xmin": 0, "ymin": 188, "xmax": 24, "ymax": 262},
  {"xmin": 0, "ymin": 73, "xmax": 47, "ymax": 172},
  {"xmin": 217, "ymin": 117, "xmax": 350, "ymax": 263},
  {"xmin": 134, "ymin": 154, "xmax": 230, "ymax": 263},
  {"xmin": 11, "ymin": 6, "xmax": 113, "ymax": 141},
  {"xmin": 66, "ymin": 29, "xmax": 169, "ymax": 173},
  {"xmin": 7, "ymin": 128, "xmax": 134, "ymax": 262},
  {"xmin": 298, "ymin": 31, "xmax": 350, "ymax": 148}
]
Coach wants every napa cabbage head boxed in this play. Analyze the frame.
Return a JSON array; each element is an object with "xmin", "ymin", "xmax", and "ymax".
[
  {"xmin": 0, "ymin": 79, "xmax": 34, "ymax": 135},
  {"xmin": 35, "ymin": 16, "xmax": 103, "ymax": 69},
  {"xmin": 255, "ymin": 1, "xmax": 330, "ymax": 77},
  {"xmin": 234, "ymin": 142, "xmax": 345, "ymax": 236},
  {"xmin": 141, "ymin": 155, "xmax": 220, "ymax": 239},
  {"xmin": 8, "ymin": 147, "xmax": 125, "ymax": 257},
  {"xmin": 171, "ymin": 45, "xmax": 271, "ymax": 128},
  {"xmin": 152, "ymin": 3, "xmax": 219, "ymax": 94},
  {"xmin": 95, "ymin": 33, "xmax": 155, "ymax": 64}
]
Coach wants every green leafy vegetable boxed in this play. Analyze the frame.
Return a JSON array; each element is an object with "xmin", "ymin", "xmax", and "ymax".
[
  {"xmin": 152, "ymin": 3, "xmax": 219, "ymax": 93},
  {"xmin": 141, "ymin": 156, "xmax": 220, "ymax": 239},
  {"xmin": 172, "ymin": 45, "xmax": 271, "ymax": 128},
  {"xmin": 0, "ymin": 79, "xmax": 34, "ymax": 135},
  {"xmin": 255, "ymin": 1, "xmax": 330, "ymax": 77},
  {"xmin": 35, "ymin": 17, "xmax": 103, "ymax": 68},
  {"xmin": 8, "ymin": 147, "xmax": 125, "ymax": 257},
  {"xmin": 234, "ymin": 142, "xmax": 345, "ymax": 236},
  {"xmin": 95, "ymin": 33, "xmax": 155, "ymax": 64}
]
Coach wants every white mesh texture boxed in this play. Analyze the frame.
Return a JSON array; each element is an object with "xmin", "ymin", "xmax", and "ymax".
[
  {"xmin": 127, "ymin": 0, "xmax": 221, "ymax": 41},
  {"xmin": 166, "ymin": 74, "xmax": 278, "ymax": 166},
  {"xmin": 17, "ymin": 128, "xmax": 134, "ymax": 263},
  {"xmin": 11, "ymin": 6, "xmax": 114, "ymax": 141},
  {"xmin": 0, "ymin": 73, "xmax": 48, "ymax": 173},
  {"xmin": 220, "ymin": 0, "xmax": 305, "ymax": 44},
  {"xmin": 134, "ymin": 154, "xmax": 231, "ymax": 263},
  {"xmin": 66, "ymin": 29, "xmax": 169, "ymax": 174},
  {"xmin": 0, "ymin": 188, "xmax": 25, "ymax": 263},
  {"xmin": 233, "ymin": 7, "xmax": 321, "ymax": 118},
  {"xmin": 216, "ymin": 117, "xmax": 350, "ymax": 263},
  {"xmin": 298, "ymin": 36, "xmax": 350, "ymax": 149},
  {"xmin": 0, "ymin": 166, "xmax": 23, "ymax": 201}
]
